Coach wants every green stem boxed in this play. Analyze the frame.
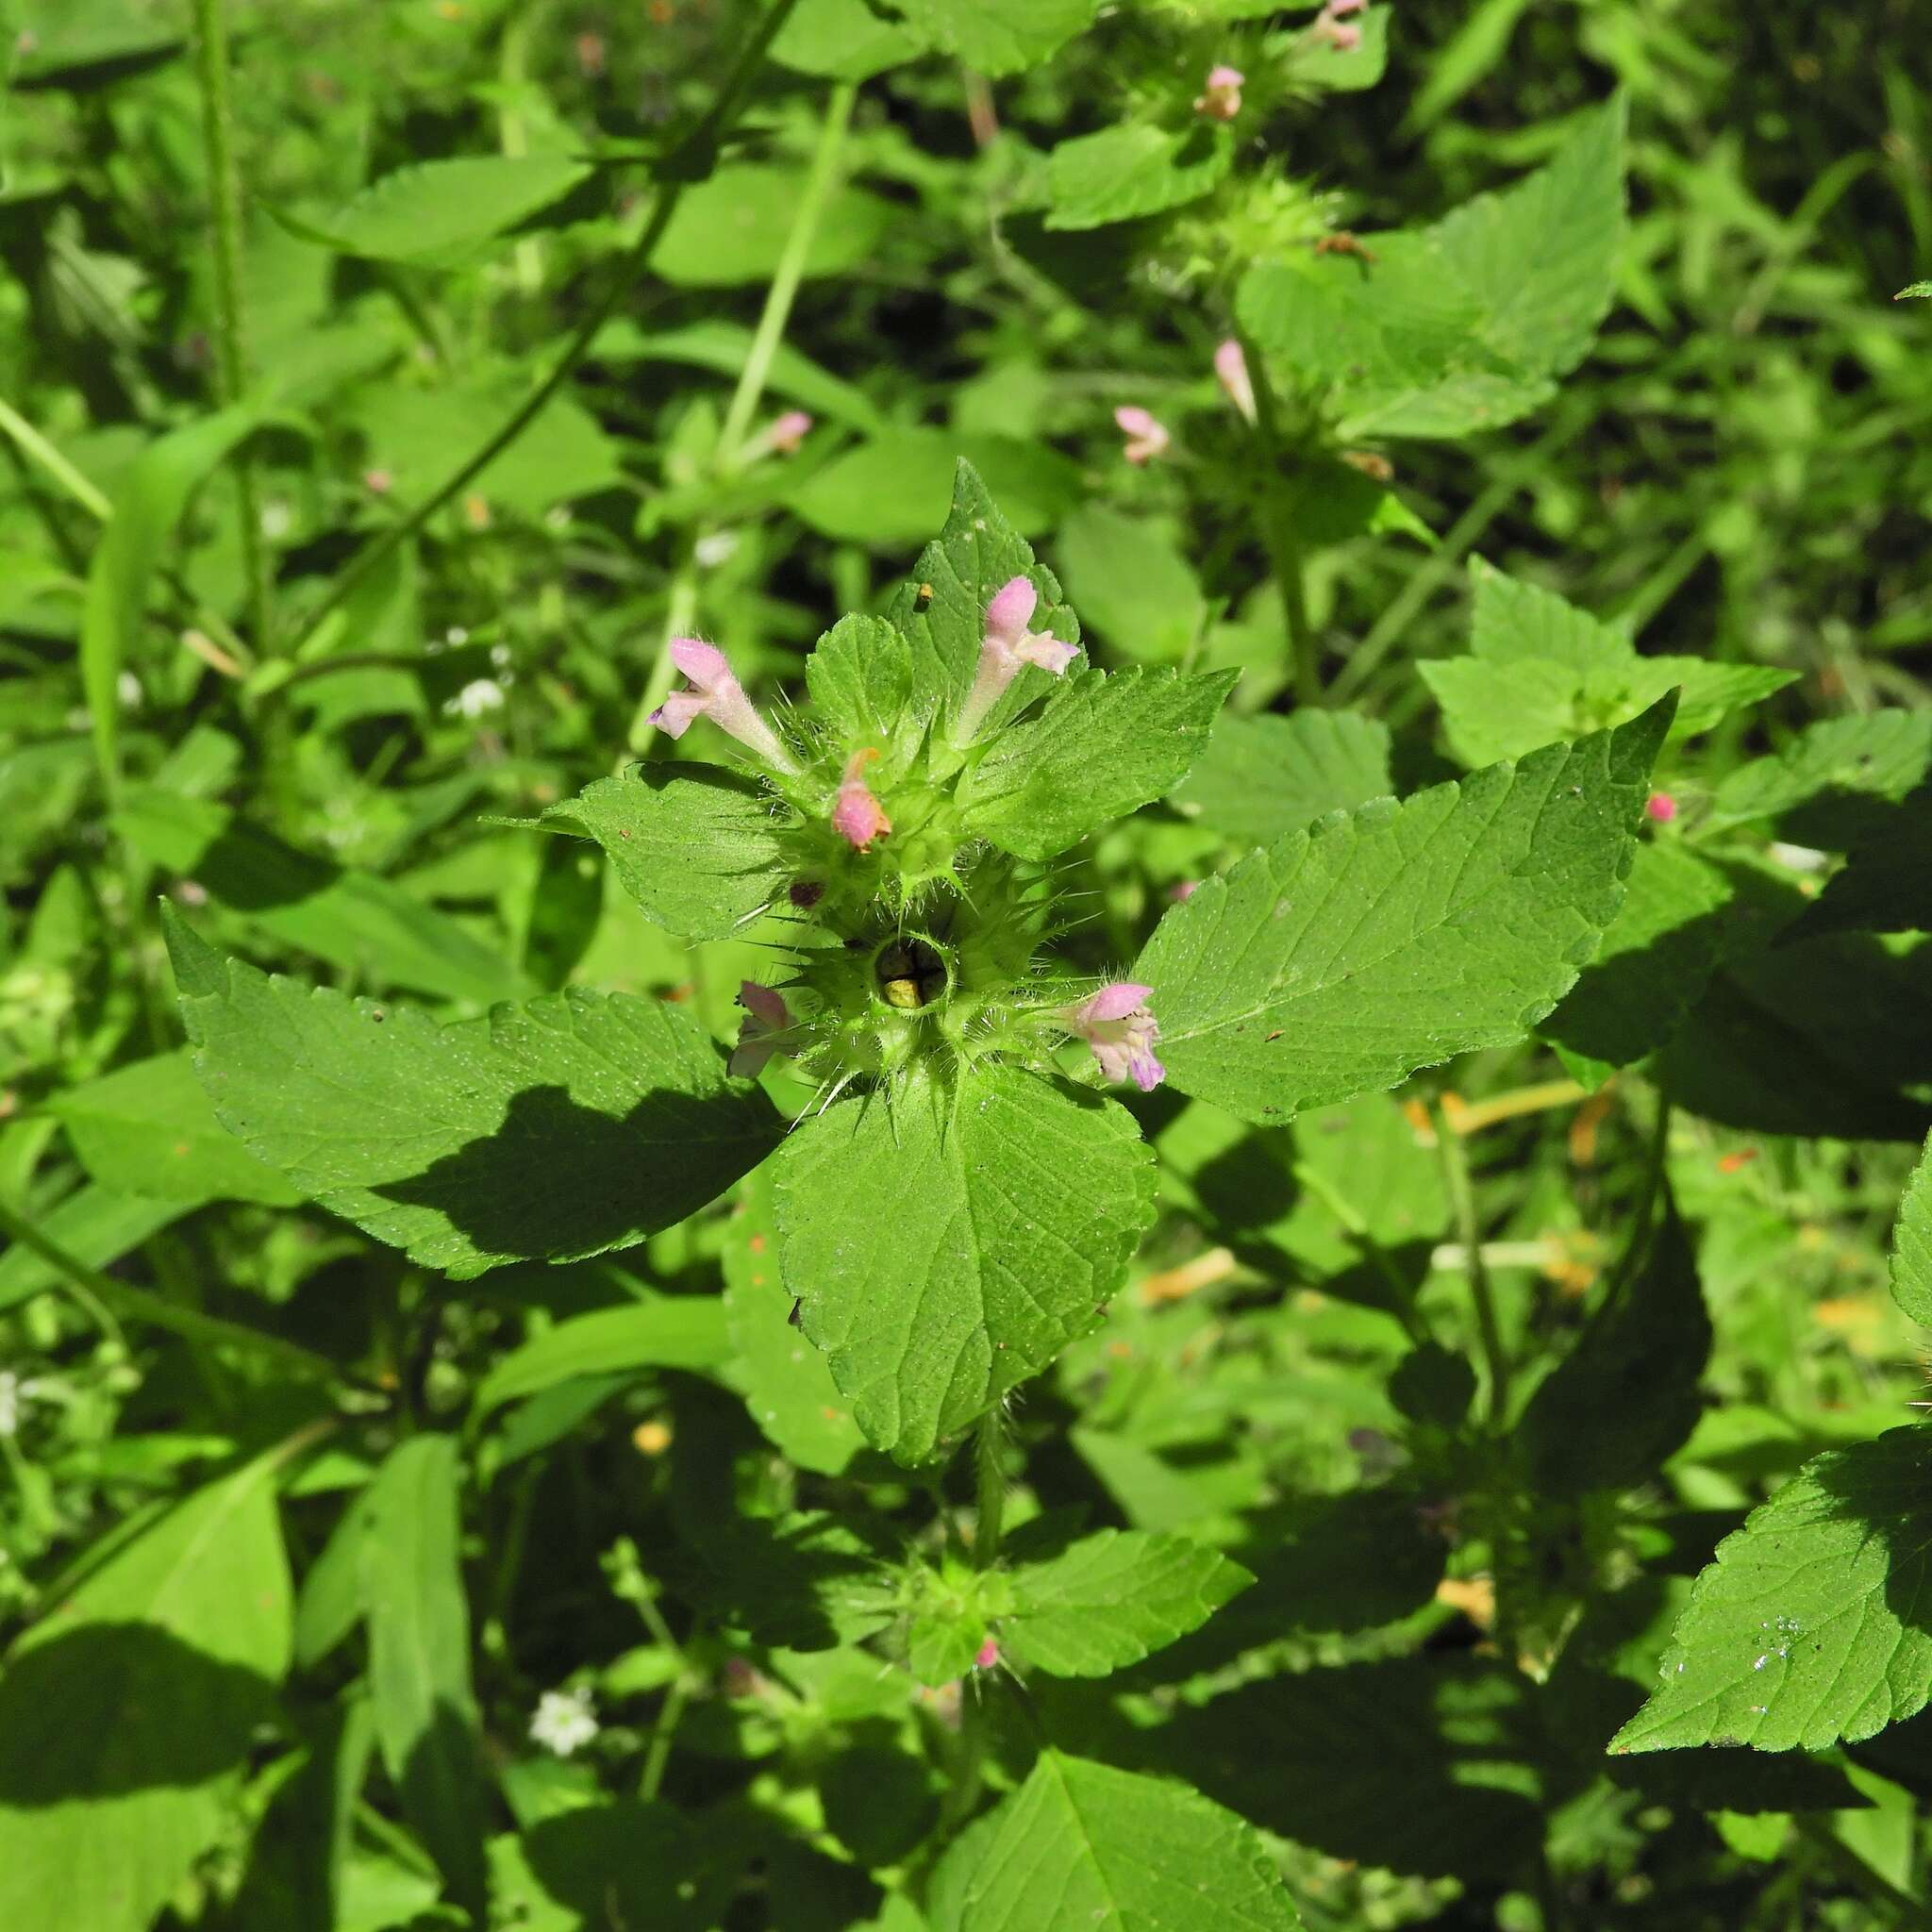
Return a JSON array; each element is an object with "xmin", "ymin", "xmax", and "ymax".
[
  {"xmin": 283, "ymin": 0, "xmax": 803, "ymax": 660},
  {"xmin": 1235, "ymin": 325, "xmax": 1320, "ymax": 707},
  {"xmin": 974, "ymin": 1412, "xmax": 1005, "ymax": 1569},
  {"xmin": 626, "ymin": 77, "xmax": 858, "ymax": 756},
  {"xmin": 0, "ymin": 1195, "xmax": 353, "ymax": 1393},
  {"xmin": 0, "ymin": 396, "xmax": 112, "ymax": 520},
  {"xmin": 189, "ymin": 0, "xmax": 274, "ymax": 657},
  {"xmin": 718, "ymin": 80, "xmax": 858, "ymax": 465},
  {"xmin": 1429, "ymin": 1097, "xmax": 1509, "ymax": 1426}
]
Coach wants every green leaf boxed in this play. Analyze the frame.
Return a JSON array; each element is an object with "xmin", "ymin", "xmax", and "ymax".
[
  {"xmin": 1236, "ymin": 98, "xmax": 1625, "ymax": 441},
  {"xmin": 1000, "ymin": 1528, "xmax": 1253, "ymax": 1676},
  {"xmin": 654, "ymin": 165, "xmax": 897, "ymax": 287},
  {"xmin": 0, "ymin": 1454, "xmax": 291, "ymax": 1932},
  {"xmin": 956, "ymin": 668, "xmax": 1238, "ymax": 861},
  {"xmin": 1890, "ymin": 1132, "xmax": 1932, "ymax": 1328},
  {"xmin": 723, "ymin": 1165, "xmax": 867, "ymax": 1476},
  {"xmin": 361, "ymin": 1436, "xmax": 487, "ymax": 1918},
  {"xmin": 1045, "ymin": 122, "xmax": 1232, "ymax": 231},
  {"xmin": 1421, "ymin": 561, "xmax": 1793, "ymax": 767},
  {"xmin": 882, "ymin": 459, "xmax": 1081, "ymax": 730},
  {"xmin": 788, "ymin": 430, "xmax": 1084, "ymax": 547},
  {"xmin": 169, "ymin": 915, "xmax": 780, "ymax": 1278},
  {"xmin": 275, "ymin": 156, "xmax": 591, "ymax": 266},
  {"xmin": 1897, "ymin": 280, "xmax": 1932, "ymax": 299},
  {"xmin": 81, "ymin": 406, "xmax": 267, "ymax": 801},
  {"xmin": 1135, "ymin": 698, "xmax": 1672, "ymax": 1124},
  {"xmin": 773, "ymin": 0, "xmax": 926, "ymax": 78},
  {"xmin": 0, "ymin": 1186, "xmax": 195, "ymax": 1317},
  {"xmin": 540, "ymin": 766, "xmax": 790, "ymax": 941},
  {"xmin": 1789, "ymin": 786, "xmax": 1932, "ymax": 938},
  {"xmin": 475, "ymin": 1296, "xmax": 731, "ymax": 1419},
  {"xmin": 931, "ymin": 1752, "xmax": 1302, "ymax": 1932},
  {"xmin": 1706, "ymin": 710, "xmax": 1932, "ymax": 845},
  {"xmin": 886, "ymin": 0, "xmax": 1095, "ymax": 75},
  {"xmin": 1539, "ymin": 842, "xmax": 1736, "ymax": 1083},
  {"xmin": 1161, "ymin": 1656, "xmax": 1543, "ymax": 1880},
  {"xmin": 1171, "ymin": 709, "xmax": 1393, "ymax": 846},
  {"xmin": 1610, "ymin": 1428, "xmax": 1932, "ymax": 1755},
  {"xmin": 806, "ymin": 613, "xmax": 917, "ymax": 750},
  {"xmin": 47, "ymin": 1050, "xmax": 302, "ymax": 1206},
  {"xmin": 772, "ymin": 1065, "xmax": 1157, "ymax": 1464},
  {"xmin": 1053, "ymin": 505, "xmax": 1207, "ymax": 665},
  {"xmin": 125, "ymin": 791, "xmax": 528, "ymax": 1006},
  {"xmin": 1516, "ymin": 1200, "xmax": 1710, "ymax": 1496}
]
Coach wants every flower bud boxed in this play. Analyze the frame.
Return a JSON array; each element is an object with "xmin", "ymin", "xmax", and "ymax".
[
  {"xmin": 1114, "ymin": 405, "xmax": 1172, "ymax": 465},
  {"xmin": 1194, "ymin": 64, "xmax": 1244, "ymax": 121},
  {"xmin": 831, "ymin": 748, "xmax": 891, "ymax": 852},
  {"xmin": 1214, "ymin": 339, "xmax": 1257, "ymax": 424}
]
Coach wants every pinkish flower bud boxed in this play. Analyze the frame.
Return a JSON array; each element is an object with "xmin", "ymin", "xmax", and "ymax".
[
  {"xmin": 363, "ymin": 467, "xmax": 393, "ymax": 495},
  {"xmin": 1194, "ymin": 63, "xmax": 1244, "ymax": 120},
  {"xmin": 1114, "ymin": 406, "xmax": 1172, "ymax": 465},
  {"xmin": 974, "ymin": 1638, "xmax": 1000, "ymax": 1671},
  {"xmin": 954, "ymin": 576, "xmax": 1079, "ymax": 743},
  {"xmin": 1057, "ymin": 982, "xmax": 1165, "ymax": 1092},
  {"xmin": 830, "ymin": 748, "xmax": 891, "ymax": 852},
  {"xmin": 1645, "ymin": 791, "xmax": 1678, "ymax": 824},
  {"xmin": 1324, "ymin": 20, "xmax": 1362, "ymax": 49},
  {"xmin": 1214, "ymin": 339, "xmax": 1257, "ymax": 424},
  {"xmin": 649, "ymin": 638, "xmax": 797, "ymax": 773},
  {"xmin": 1313, "ymin": 3, "xmax": 1364, "ymax": 50},
  {"xmin": 728, "ymin": 980, "xmax": 794, "ymax": 1079},
  {"xmin": 768, "ymin": 409, "xmax": 813, "ymax": 455},
  {"xmin": 1166, "ymin": 879, "xmax": 1199, "ymax": 903}
]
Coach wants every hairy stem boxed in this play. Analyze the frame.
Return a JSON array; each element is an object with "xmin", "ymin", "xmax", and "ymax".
[
  {"xmin": 1235, "ymin": 325, "xmax": 1320, "ymax": 707},
  {"xmin": 190, "ymin": 0, "xmax": 274, "ymax": 655},
  {"xmin": 974, "ymin": 1411, "xmax": 1006, "ymax": 1569}
]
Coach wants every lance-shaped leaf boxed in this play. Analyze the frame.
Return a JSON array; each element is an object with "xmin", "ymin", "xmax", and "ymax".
[
  {"xmin": 1610, "ymin": 1428, "xmax": 1932, "ymax": 1755},
  {"xmin": 1135, "ymin": 698, "xmax": 1672, "ymax": 1124},
  {"xmin": 771, "ymin": 1065, "xmax": 1157, "ymax": 1464},
  {"xmin": 883, "ymin": 459, "xmax": 1081, "ymax": 735},
  {"xmin": 165, "ymin": 907, "xmax": 780, "ymax": 1278},
  {"xmin": 956, "ymin": 668, "xmax": 1238, "ymax": 860},
  {"xmin": 927, "ymin": 1751, "xmax": 1304, "ymax": 1932},
  {"xmin": 1000, "ymin": 1528, "xmax": 1253, "ymax": 1677},
  {"xmin": 541, "ymin": 765, "xmax": 790, "ymax": 941}
]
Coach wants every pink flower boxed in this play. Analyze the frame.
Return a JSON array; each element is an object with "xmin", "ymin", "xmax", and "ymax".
[
  {"xmin": 649, "ymin": 639, "xmax": 796, "ymax": 773},
  {"xmin": 1057, "ymin": 982, "xmax": 1164, "ymax": 1092},
  {"xmin": 1166, "ymin": 879, "xmax": 1199, "ymax": 903},
  {"xmin": 974, "ymin": 1638, "xmax": 1000, "ymax": 1671},
  {"xmin": 767, "ymin": 409, "xmax": 813, "ymax": 455},
  {"xmin": 954, "ymin": 576, "xmax": 1079, "ymax": 743},
  {"xmin": 1645, "ymin": 791, "xmax": 1678, "ymax": 824},
  {"xmin": 1114, "ymin": 405, "xmax": 1171, "ymax": 465},
  {"xmin": 1214, "ymin": 339, "xmax": 1257, "ymax": 424},
  {"xmin": 1327, "ymin": 0, "xmax": 1365, "ymax": 14},
  {"xmin": 1313, "ymin": 2, "xmax": 1364, "ymax": 49},
  {"xmin": 830, "ymin": 747, "xmax": 891, "ymax": 852},
  {"xmin": 728, "ymin": 980, "xmax": 794, "ymax": 1078},
  {"xmin": 1194, "ymin": 63, "xmax": 1244, "ymax": 120}
]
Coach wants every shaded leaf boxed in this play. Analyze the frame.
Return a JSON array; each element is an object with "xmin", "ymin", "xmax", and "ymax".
[
  {"xmin": 475, "ymin": 1296, "xmax": 731, "ymax": 1418},
  {"xmin": 1171, "ymin": 709, "xmax": 1393, "ymax": 846}
]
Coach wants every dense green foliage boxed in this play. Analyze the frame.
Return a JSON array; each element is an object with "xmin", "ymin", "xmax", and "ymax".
[{"xmin": 4, "ymin": 2, "xmax": 1932, "ymax": 1928}]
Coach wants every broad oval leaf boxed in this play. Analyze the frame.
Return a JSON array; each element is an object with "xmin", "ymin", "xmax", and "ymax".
[
  {"xmin": 166, "ymin": 908, "xmax": 780, "ymax": 1278},
  {"xmin": 772, "ymin": 1065, "xmax": 1157, "ymax": 1465},
  {"xmin": 1135, "ymin": 698, "xmax": 1672, "ymax": 1124}
]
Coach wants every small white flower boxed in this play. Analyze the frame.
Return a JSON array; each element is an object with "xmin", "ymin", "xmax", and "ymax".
[
  {"xmin": 0, "ymin": 1373, "xmax": 24, "ymax": 1439},
  {"xmin": 259, "ymin": 499, "xmax": 293, "ymax": 541},
  {"xmin": 445, "ymin": 678, "xmax": 505, "ymax": 721},
  {"xmin": 1769, "ymin": 841, "xmax": 1829, "ymax": 874},
  {"xmin": 694, "ymin": 530, "xmax": 741, "ymax": 570},
  {"xmin": 529, "ymin": 1687, "xmax": 599, "ymax": 1757},
  {"xmin": 489, "ymin": 642, "xmax": 512, "ymax": 669},
  {"xmin": 445, "ymin": 625, "xmax": 471, "ymax": 646},
  {"xmin": 116, "ymin": 672, "xmax": 142, "ymax": 708}
]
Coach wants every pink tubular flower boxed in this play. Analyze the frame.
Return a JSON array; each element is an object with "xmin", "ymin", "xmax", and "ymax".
[
  {"xmin": 767, "ymin": 409, "xmax": 813, "ymax": 455},
  {"xmin": 1058, "ymin": 982, "xmax": 1164, "ymax": 1092},
  {"xmin": 649, "ymin": 639, "xmax": 797, "ymax": 773},
  {"xmin": 1314, "ymin": 1, "xmax": 1364, "ymax": 49},
  {"xmin": 1214, "ymin": 339, "xmax": 1257, "ymax": 424},
  {"xmin": 830, "ymin": 747, "xmax": 891, "ymax": 852},
  {"xmin": 1645, "ymin": 791, "xmax": 1678, "ymax": 824},
  {"xmin": 1194, "ymin": 63, "xmax": 1244, "ymax": 120},
  {"xmin": 974, "ymin": 1638, "xmax": 1000, "ymax": 1671},
  {"xmin": 954, "ymin": 576, "xmax": 1079, "ymax": 743},
  {"xmin": 1114, "ymin": 405, "xmax": 1171, "ymax": 465},
  {"xmin": 728, "ymin": 981, "xmax": 794, "ymax": 1079}
]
